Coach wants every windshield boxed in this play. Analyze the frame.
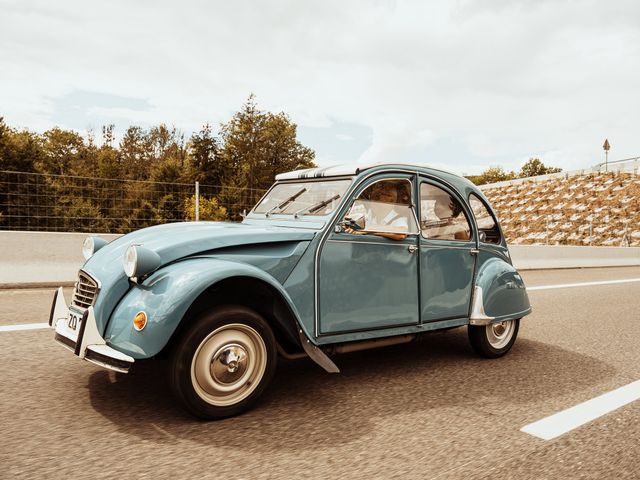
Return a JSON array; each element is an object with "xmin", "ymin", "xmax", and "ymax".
[{"xmin": 253, "ymin": 179, "xmax": 352, "ymax": 216}]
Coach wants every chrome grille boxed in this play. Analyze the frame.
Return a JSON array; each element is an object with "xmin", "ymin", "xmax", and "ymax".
[{"xmin": 71, "ymin": 271, "xmax": 99, "ymax": 309}]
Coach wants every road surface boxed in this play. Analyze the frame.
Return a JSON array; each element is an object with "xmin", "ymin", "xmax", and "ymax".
[{"xmin": 0, "ymin": 267, "xmax": 639, "ymax": 479}]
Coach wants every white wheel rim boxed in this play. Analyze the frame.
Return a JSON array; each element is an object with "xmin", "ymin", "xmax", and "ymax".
[
  {"xmin": 191, "ymin": 323, "xmax": 267, "ymax": 407},
  {"xmin": 486, "ymin": 320, "xmax": 515, "ymax": 349}
]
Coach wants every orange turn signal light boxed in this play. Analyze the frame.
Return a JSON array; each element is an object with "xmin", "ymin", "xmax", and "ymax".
[{"xmin": 133, "ymin": 311, "xmax": 147, "ymax": 331}]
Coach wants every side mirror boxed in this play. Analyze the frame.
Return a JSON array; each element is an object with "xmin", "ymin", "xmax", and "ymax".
[{"xmin": 479, "ymin": 231, "xmax": 487, "ymax": 243}]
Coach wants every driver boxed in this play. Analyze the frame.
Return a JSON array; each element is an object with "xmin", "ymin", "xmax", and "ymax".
[{"xmin": 344, "ymin": 181, "xmax": 408, "ymax": 241}]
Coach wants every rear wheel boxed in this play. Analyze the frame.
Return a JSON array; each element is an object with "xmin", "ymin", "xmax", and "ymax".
[
  {"xmin": 169, "ymin": 305, "xmax": 277, "ymax": 420},
  {"xmin": 468, "ymin": 319, "xmax": 520, "ymax": 358}
]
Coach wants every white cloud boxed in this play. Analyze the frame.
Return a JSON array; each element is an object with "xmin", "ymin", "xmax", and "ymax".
[
  {"xmin": 1, "ymin": 0, "xmax": 639, "ymax": 172},
  {"xmin": 335, "ymin": 134, "xmax": 353, "ymax": 141}
]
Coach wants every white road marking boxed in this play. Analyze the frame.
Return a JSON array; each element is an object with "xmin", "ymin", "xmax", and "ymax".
[
  {"xmin": 521, "ymin": 380, "xmax": 640, "ymax": 440},
  {"xmin": 527, "ymin": 278, "xmax": 640, "ymax": 291},
  {"xmin": 0, "ymin": 322, "xmax": 50, "ymax": 332}
]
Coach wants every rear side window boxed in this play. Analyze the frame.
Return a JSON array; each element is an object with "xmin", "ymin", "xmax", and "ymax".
[
  {"xmin": 420, "ymin": 183, "xmax": 471, "ymax": 241},
  {"xmin": 469, "ymin": 194, "xmax": 501, "ymax": 244}
]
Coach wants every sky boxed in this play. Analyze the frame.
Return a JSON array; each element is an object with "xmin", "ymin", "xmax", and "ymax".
[{"xmin": 1, "ymin": 0, "xmax": 639, "ymax": 175}]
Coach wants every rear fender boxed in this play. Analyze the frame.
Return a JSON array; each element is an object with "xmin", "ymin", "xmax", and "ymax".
[{"xmin": 470, "ymin": 256, "xmax": 531, "ymax": 325}]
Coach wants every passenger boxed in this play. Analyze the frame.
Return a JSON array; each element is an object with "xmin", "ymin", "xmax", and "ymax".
[{"xmin": 428, "ymin": 197, "xmax": 470, "ymax": 241}]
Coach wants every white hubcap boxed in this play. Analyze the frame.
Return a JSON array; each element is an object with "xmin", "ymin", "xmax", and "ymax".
[
  {"xmin": 486, "ymin": 320, "xmax": 515, "ymax": 349},
  {"xmin": 191, "ymin": 324, "xmax": 267, "ymax": 407}
]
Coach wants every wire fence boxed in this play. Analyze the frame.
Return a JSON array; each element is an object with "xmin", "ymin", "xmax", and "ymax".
[
  {"xmin": 0, "ymin": 170, "xmax": 267, "ymax": 233},
  {"xmin": 1, "ymin": 169, "xmax": 638, "ymax": 246}
]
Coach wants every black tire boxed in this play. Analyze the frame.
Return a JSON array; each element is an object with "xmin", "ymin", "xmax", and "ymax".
[
  {"xmin": 169, "ymin": 305, "xmax": 277, "ymax": 420},
  {"xmin": 468, "ymin": 319, "xmax": 520, "ymax": 359}
]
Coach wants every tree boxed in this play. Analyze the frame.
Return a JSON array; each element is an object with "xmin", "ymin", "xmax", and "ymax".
[
  {"xmin": 0, "ymin": 119, "xmax": 46, "ymax": 229},
  {"xmin": 469, "ymin": 166, "xmax": 517, "ymax": 185},
  {"xmin": 219, "ymin": 95, "xmax": 316, "ymax": 210},
  {"xmin": 37, "ymin": 127, "xmax": 88, "ymax": 176},
  {"xmin": 188, "ymin": 124, "xmax": 224, "ymax": 187},
  {"xmin": 0, "ymin": 117, "xmax": 43, "ymax": 173},
  {"xmin": 119, "ymin": 126, "xmax": 152, "ymax": 180},
  {"xmin": 183, "ymin": 195, "xmax": 228, "ymax": 221},
  {"xmin": 0, "ymin": 104, "xmax": 318, "ymax": 229},
  {"xmin": 519, "ymin": 158, "xmax": 562, "ymax": 178}
]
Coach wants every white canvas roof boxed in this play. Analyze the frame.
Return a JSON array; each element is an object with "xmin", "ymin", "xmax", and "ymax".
[{"xmin": 275, "ymin": 162, "xmax": 463, "ymax": 181}]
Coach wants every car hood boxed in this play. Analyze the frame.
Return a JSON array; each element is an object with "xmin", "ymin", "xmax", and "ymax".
[
  {"xmin": 93, "ymin": 222, "xmax": 314, "ymax": 263},
  {"xmin": 80, "ymin": 222, "xmax": 316, "ymax": 332}
]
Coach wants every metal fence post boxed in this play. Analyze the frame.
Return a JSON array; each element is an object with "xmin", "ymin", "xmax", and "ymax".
[{"xmin": 195, "ymin": 181, "xmax": 200, "ymax": 222}]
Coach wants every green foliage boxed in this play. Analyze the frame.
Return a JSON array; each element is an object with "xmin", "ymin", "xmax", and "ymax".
[
  {"xmin": 519, "ymin": 158, "xmax": 562, "ymax": 178},
  {"xmin": 188, "ymin": 124, "xmax": 223, "ymax": 186},
  {"xmin": 38, "ymin": 127, "xmax": 88, "ymax": 176},
  {"xmin": 469, "ymin": 166, "xmax": 517, "ymax": 185},
  {"xmin": 124, "ymin": 200, "xmax": 158, "ymax": 232},
  {"xmin": 183, "ymin": 195, "xmax": 228, "ymax": 221},
  {"xmin": 469, "ymin": 159, "xmax": 563, "ymax": 185},
  {"xmin": 55, "ymin": 197, "xmax": 110, "ymax": 232},
  {"xmin": 220, "ymin": 94, "xmax": 316, "ymax": 208},
  {"xmin": 0, "ymin": 117, "xmax": 43, "ymax": 172},
  {"xmin": 0, "ymin": 95, "xmax": 315, "ymax": 232}
]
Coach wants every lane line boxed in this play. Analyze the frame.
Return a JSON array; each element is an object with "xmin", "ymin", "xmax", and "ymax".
[
  {"xmin": 0, "ymin": 323, "xmax": 50, "ymax": 332},
  {"xmin": 521, "ymin": 380, "xmax": 640, "ymax": 440},
  {"xmin": 527, "ymin": 278, "xmax": 640, "ymax": 291}
]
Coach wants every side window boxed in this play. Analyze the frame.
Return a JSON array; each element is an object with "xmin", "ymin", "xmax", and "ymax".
[
  {"xmin": 420, "ymin": 183, "xmax": 471, "ymax": 241},
  {"xmin": 469, "ymin": 194, "xmax": 501, "ymax": 244},
  {"xmin": 345, "ymin": 179, "xmax": 418, "ymax": 234}
]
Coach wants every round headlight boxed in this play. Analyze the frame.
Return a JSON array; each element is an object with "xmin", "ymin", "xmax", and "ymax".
[
  {"xmin": 82, "ymin": 237, "xmax": 95, "ymax": 260},
  {"xmin": 123, "ymin": 244, "xmax": 138, "ymax": 277},
  {"xmin": 123, "ymin": 244, "xmax": 161, "ymax": 279},
  {"xmin": 82, "ymin": 236, "xmax": 108, "ymax": 260}
]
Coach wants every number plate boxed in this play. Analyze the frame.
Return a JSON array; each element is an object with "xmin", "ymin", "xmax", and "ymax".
[{"xmin": 67, "ymin": 309, "xmax": 83, "ymax": 331}]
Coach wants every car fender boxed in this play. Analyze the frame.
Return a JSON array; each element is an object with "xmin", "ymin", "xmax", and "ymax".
[
  {"xmin": 470, "ymin": 255, "xmax": 531, "ymax": 324},
  {"xmin": 104, "ymin": 257, "xmax": 305, "ymax": 359}
]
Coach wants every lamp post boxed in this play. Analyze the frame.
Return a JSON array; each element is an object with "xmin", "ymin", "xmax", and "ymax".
[{"xmin": 603, "ymin": 138, "xmax": 610, "ymax": 172}]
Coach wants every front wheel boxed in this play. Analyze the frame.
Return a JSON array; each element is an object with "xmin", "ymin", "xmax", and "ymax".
[
  {"xmin": 169, "ymin": 305, "xmax": 277, "ymax": 420},
  {"xmin": 468, "ymin": 319, "xmax": 520, "ymax": 358}
]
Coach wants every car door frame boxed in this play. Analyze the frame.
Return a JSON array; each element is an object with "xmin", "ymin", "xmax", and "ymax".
[
  {"xmin": 416, "ymin": 174, "xmax": 480, "ymax": 323},
  {"xmin": 313, "ymin": 169, "xmax": 422, "ymax": 338}
]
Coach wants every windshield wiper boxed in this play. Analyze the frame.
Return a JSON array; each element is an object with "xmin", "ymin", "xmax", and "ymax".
[
  {"xmin": 265, "ymin": 188, "xmax": 307, "ymax": 216},
  {"xmin": 294, "ymin": 194, "xmax": 341, "ymax": 218}
]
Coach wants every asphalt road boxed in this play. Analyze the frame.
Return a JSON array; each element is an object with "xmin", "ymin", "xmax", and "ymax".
[{"xmin": 1, "ymin": 267, "xmax": 639, "ymax": 479}]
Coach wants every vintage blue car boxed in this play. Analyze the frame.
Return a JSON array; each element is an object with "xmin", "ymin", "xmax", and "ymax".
[{"xmin": 50, "ymin": 163, "xmax": 531, "ymax": 419}]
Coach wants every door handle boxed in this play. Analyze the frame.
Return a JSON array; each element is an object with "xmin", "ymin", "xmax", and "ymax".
[
  {"xmin": 408, "ymin": 245, "xmax": 418, "ymax": 254},
  {"xmin": 469, "ymin": 248, "xmax": 479, "ymax": 256}
]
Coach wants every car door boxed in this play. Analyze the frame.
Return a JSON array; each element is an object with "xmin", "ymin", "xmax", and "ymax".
[
  {"xmin": 418, "ymin": 178, "xmax": 477, "ymax": 322},
  {"xmin": 318, "ymin": 175, "xmax": 421, "ymax": 334}
]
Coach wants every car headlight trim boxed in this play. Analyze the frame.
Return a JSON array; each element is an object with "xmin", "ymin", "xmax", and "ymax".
[
  {"xmin": 123, "ymin": 244, "xmax": 161, "ymax": 279},
  {"xmin": 82, "ymin": 236, "xmax": 108, "ymax": 260},
  {"xmin": 123, "ymin": 244, "xmax": 139, "ymax": 277}
]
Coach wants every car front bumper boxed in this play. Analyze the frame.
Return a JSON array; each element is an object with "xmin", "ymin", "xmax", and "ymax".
[{"xmin": 49, "ymin": 287, "xmax": 134, "ymax": 373}]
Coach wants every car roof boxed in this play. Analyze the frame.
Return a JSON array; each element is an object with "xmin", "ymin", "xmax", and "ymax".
[{"xmin": 275, "ymin": 162, "xmax": 464, "ymax": 181}]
